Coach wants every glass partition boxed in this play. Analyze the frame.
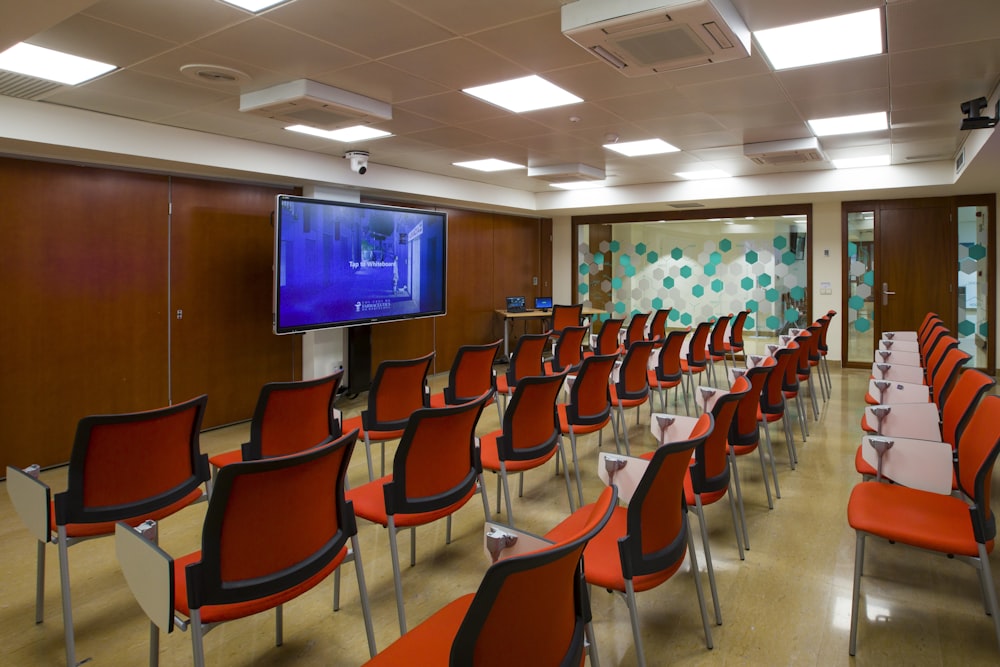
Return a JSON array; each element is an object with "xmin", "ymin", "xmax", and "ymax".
[
  {"xmin": 845, "ymin": 211, "xmax": 875, "ymax": 364},
  {"xmin": 957, "ymin": 204, "xmax": 989, "ymax": 368},
  {"xmin": 575, "ymin": 213, "xmax": 810, "ymax": 343}
]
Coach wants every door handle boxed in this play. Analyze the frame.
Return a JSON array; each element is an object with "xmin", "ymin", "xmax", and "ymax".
[{"xmin": 882, "ymin": 282, "xmax": 896, "ymax": 306}]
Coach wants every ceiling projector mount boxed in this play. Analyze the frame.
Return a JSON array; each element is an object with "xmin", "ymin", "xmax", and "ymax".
[{"xmin": 960, "ymin": 97, "xmax": 999, "ymax": 131}]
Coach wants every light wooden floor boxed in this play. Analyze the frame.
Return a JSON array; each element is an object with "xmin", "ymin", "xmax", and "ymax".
[{"xmin": 2, "ymin": 361, "xmax": 999, "ymax": 666}]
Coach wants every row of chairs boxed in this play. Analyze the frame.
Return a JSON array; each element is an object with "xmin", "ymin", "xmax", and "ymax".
[{"xmin": 846, "ymin": 313, "xmax": 1000, "ymax": 656}]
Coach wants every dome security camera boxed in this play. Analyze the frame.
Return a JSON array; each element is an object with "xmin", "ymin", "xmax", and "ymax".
[{"xmin": 345, "ymin": 150, "xmax": 369, "ymax": 175}]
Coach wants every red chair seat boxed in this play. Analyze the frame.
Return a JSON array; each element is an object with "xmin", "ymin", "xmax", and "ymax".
[
  {"xmin": 478, "ymin": 432, "xmax": 559, "ymax": 472},
  {"xmin": 54, "ymin": 487, "xmax": 204, "ymax": 539},
  {"xmin": 848, "ymin": 481, "xmax": 991, "ymax": 557},
  {"xmin": 364, "ymin": 595, "xmax": 474, "ymax": 665},
  {"xmin": 347, "ymin": 477, "xmax": 477, "ymax": 529}
]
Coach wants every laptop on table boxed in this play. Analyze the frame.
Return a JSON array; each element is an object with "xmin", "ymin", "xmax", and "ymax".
[{"xmin": 505, "ymin": 296, "xmax": 526, "ymax": 313}]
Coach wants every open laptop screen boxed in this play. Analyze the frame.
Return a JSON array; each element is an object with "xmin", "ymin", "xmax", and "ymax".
[
  {"xmin": 505, "ymin": 296, "xmax": 526, "ymax": 312},
  {"xmin": 534, "ymin": 296, "xmax": 553, "ymax": 310}
]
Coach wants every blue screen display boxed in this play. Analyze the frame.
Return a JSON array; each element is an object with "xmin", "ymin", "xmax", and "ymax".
[{"xmin": 274, "ymin": 196, "xmax": 447, "ymax": 334}]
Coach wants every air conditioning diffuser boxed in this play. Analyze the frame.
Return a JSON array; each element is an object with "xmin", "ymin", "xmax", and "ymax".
[
  {"xmin": 743, "ymin": 138, "xmax": 828, "ymax": 166},
  {"xmin": 239, "ymin": 79, "xmax": 391, "ymax": 130},
  {"xmin": 528, "ymin": 163, "xmax": 606, "ymax": 182},
  {"xmin": 561, "ymin": 0, "xmax": 751, "ymax": 77}
]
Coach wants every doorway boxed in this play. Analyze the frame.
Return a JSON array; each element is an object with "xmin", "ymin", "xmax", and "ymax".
[{"xmin": 842, "ymin": 195, "xmax": 995, "ymax": 373}]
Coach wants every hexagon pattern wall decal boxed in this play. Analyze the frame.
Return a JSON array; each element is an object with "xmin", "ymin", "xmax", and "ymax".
[
  {"xmin": 958, "ymin": 319, "xmax": 976, "ymax": 336},
  {"xmin": 969, "ymin": 244, "xmax": 986, "ymax": 260},
  {"xmin": 577, "ymin": 225, "xmax": 810, "ymax": 332}
]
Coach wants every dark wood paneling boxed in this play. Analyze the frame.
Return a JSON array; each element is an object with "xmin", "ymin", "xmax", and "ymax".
[
  {"xmin": 169, "ymin": 179, "xmax": 299, "ymax": 428},
  {"xmin": 0, "ymin": 158, "xmax": 170, "ymax": 470}
]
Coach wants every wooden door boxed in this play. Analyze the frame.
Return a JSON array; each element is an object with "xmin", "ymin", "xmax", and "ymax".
[
  {"xmin": 877, "ymin": 202, "xmax": 956, "ymax": 335},
  {"xmin": 169, "ymin": 178, "xmax": 300, "ymax": 428}
]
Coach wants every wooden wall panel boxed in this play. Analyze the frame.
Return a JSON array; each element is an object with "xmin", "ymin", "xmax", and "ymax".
[
  {"xmin": 169, "ymin": 178, "xmax": 299, "ymax": 428},
  {"xmin": 0, "ymin": 158, "xmax": 170, "ymax": 470}
]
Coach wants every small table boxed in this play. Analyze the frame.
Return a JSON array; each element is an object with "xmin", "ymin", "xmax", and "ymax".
[{"xmin": 495, "ymin": 307, "xmax": 603, "ymax": 362}]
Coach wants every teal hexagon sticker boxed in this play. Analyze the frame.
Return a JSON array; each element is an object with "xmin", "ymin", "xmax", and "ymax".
[
  {"xmin": 609, "ymin": 240, "xmax": 620, "ymax": 252},
  {"xmin": 624, "ymin": 265, "xmax": 636, "ymax": 277},
  {"xmin": 719, "ymin": 238, "xmax": 732, "ymax": 252},
  {"xmin": 847, "ymin": 241, "xmax": 858, "ymax": 258},
  {"xmin": 635, "ymin": 242, "xmax": 647, "ymax": 255},
  {"xmin": 862, "ymin": 270, "xmax": 874, "ymax": 287},
  {"xmin": 758, "ymin": 274, "xmax": 772, "ymax": 287},
  {"xmin": 710, "ymin": 251, "xmax": 722, "ymax": 265},
  {"xmin": 746, "ymin": 250, "xmax": 758, "ymax": 264},
  {"xmin": 669, "ymin": 309, "xmax": 681, "ymax": 321},
  {"xmin": 663, "ymin": 276, "xmax": 675, "ymax": 289},
  {"xmin": 671, "ymin": 247, "xmax": 684, "ymax": 260},
  {"xmin": 711, "ymin": 279, "xmax": 724, "ymax": 293},
  {"xmin": 652, "ymin": 297, "xmax": 663, "ymax": 309},
  {"xmin": 781, "ymin": 251, "xmax": 797, "ymax": 265},
  {"xmin": 647, "ymin": 251, "xmax": 658, "ymax": 263},
  {"xmin": 614, "ymin": 301, "xmax": 626, "ymax": 314},
  {"xmin": 595, "ymin": 253, "xmax": 605, "ymax": 265},
  {"xmin": 766, "ymin": 315, "xmax": 782, "ymax": 330},
  {"xmin": 680, "ymin": 265, "xmax": 693, "ymax": 278},
  {"xmin": 765, "ymin": 288, "xmax": 779, "ymax": 302},
  {"xmin": 611, "ymin": 277, "xmax": 623, "ymax": 289},
  {"xmin": 741, "ymin": 277, "xmax": 754, "ymax": 290},
  {"xmin": 692, "ymin": 284, "xmax": 705, "ymax": 297},
  {"xmin": 620, "ymin": 254, "xmax": 631, "ymax": 266},
  {"xmin": 773, "ymin": 235, "xmax": 787, "ymax": 250},
  {"xmin": 848, "ymin": 295, "xmax": 865, "ymax": 311},
  {"xmin": 746, "ymin": 300, "xmax": 759, "ymax": 312},
  {"xmin": 680, "ymin": 312, "xmax": 693, "ymax": 326},
  {"xmin": 855, "ymin": 317, "xmax": 871, "ymax": 333},
  {"xmin": 790, "ymin": 286, "xmax": 806, "ymax": 301},
  {"xmin": 958, "ymin": 319, "xmax": 976, "ymax": 336},
  {"xmin": 784, "ymin": 307, "xmax": 799, "ymax": 323},
  {"xmin": 745, "ymin": 316, "xmax": 755, "ymax": 329},
  {"xmin": 578, "ymin": 263, "xmax": 590, "ymax": 275},
  {"xmin": 704, "ymin": 263, "xmax": 716, "ymax": 276},
  {"xmin": 578, "ymin": 283, "xmax": 589, "ymax": 294},
  {"xmin": 969, "ymin": 244, "xmax": 987, "ymax": 260}
]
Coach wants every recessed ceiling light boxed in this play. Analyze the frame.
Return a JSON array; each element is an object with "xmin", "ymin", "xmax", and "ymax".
[
  {"xmin": 463, "ymin": 75, "xmax": 582, "ymax": 113},
  {"xmin": 808, "ymin": 111, "xmax": 888, "ymax": 137},
  {"xmin": 833, "ymin": 155, "xmax": 891, "ymax": 169},
  {"xmin": 604, "ymin": 138, "xmax": 679, "ymax": 156},
  {"xmin": 755, "ymin": 8, "xmax": 883, "ymax": 70},
  {"xmin": 675, "ymin": 169, "xmax": 730, "ymax": 180},
  {"xmin": 220, "ymin": 0, "xmax": 290, "ymax": 12},
  {"xmin": 551, "ymin": 180, "xmax": 608, "ymax": 190},
  {"xmin": 0, "ymin": 42, "xmax": 115, "ymax": 85},
  {"xmin": 453, "ymin": 159, "xmax": 524, "ymax": 172},
  {"xmin": 286, "ymin": 125, "xmax": 392, "ymax": 141}
]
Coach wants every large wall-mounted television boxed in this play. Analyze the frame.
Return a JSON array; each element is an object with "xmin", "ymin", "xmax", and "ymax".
[{"xmin": 273, "ymin": 195, "xmax": 447, "ymax": 334}]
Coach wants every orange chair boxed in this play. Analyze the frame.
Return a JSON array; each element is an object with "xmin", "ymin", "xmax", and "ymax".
[
  {"xmin": 725, "ymin": 308, "xmax": 751, "ymax": 367},
  {"xmin": 548, "ymin": 415, "xmax": 717, "ymax": 666},
  {"xmin": 584, "ymin": 317, "xmax": 625, "ymax": 358},
  {"xmin": 780, "ymin": 339, "xmax": 810, "ymax": 442},
  {"xmin": 647, "ymin": 307, "xmax": 671, "ymax": 342},
  {"xmin": 429, "ymin": 339, "xmax": 501, "ymax": 420},
  {"xmin": 792, "ymin": 329, "xmax": 821, "ymax": 420},
  {"xmin": 348, "ymin": 393, "xmax": 491, "ymax": 634},
  {"xmin": 544, "ymin": 324, "xmax": 588, "ymax": 374},
  {"xmin": 114, "ymin": 430, "xmax": 376, "ymax": 666},
  {"xmin": 848, "ymin": 395, "xmax": 1000, "ymax": 656},
  {"xmin": 5, "ymin": 395, "xmax": 210, "ymax": 667},
  {"xmin": 363, "ymin": 486, "xmax": 618, "ymax": 666},
  {"xmin": 621, "ymin": 311, "xmax": 650, "ymax": 351},
  {"xmin": 648, "ymin": 327, "xmax": 691, "ymax": 415},
  {"xmin": 479, "ymin": 371, "xmax": 575, "ymax": 525},
  {"xmin": 730, "ymin": 359, "xmax": 780, "ymax": 509},
  {"xmin": 207, "ymin": 371, "xmax": 344, "ymax": 488},
  {"xmin": 758, "ymin": 346, "xmax": 799, "ymax": 470},
  {"xmin": 549, "ymin": 303, "xmax": 583, "ymax": 337},
  {"xmin": 815, "ymin": 310, "xmax": 835, "ymax": 392},
  {"xmin": 558, "ymin": 353, "xmax": 619, "ymax": 506},
  {"xmin": 804, "ymin": 322, "xmax": 828, "ymax": 403},
  {"xmin": 706, "ymin": 314, "xmax": 733, "ymax": 386},
  {"xmin": 343, "ymin": 352, "xmax": 434, "ymax": 481},
  {"xmin": 610, "ymin": 339, "xmax": 656, "ymax": 455},
  {"xmin": 682, "ymin": 321, "xmax": 713, "ymax": 409},
  {"xmin": 495, "ymin": 330, "xmax": 550, "ymax": 412},
  {"xmin": 685, "ymin": 377, "xmax": 751, "ymax": 591}
]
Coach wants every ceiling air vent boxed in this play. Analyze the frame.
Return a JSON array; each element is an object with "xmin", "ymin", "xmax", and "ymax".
[
  {"xmin": 743, "ymin": 138, "xmax": 828, "ymax": 166},
  {"xmin": 561, "ymin": 0, "xmax": 751, "ymax": 77},
  {"xmin": 239, "ymin": 79, "xmax": 391, "ymax": 130},
  {"xmin": 0, "ymin": 72, "xmax": 64, "ymax": 100},
  {"xmin": 527, "ymin": 163, "xmax": 606, "ymax": 182}
]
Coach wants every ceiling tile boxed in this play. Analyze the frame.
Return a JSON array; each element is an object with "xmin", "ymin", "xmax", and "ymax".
[
  {"xmin": 82, "ymin": 0, "xmax": 246, "ymax": 44},
  {"xmin": 380, "ymin": 38, "xmax": 526, "ymax": 90}
]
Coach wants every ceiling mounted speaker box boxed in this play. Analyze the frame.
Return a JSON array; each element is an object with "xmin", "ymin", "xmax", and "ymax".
[
  {"xmin": 561, "ymin": 0, "xmax": 751, "ymax": 77},
  {"xmin": 239, "ymin": 79, "xmax": 391, "ymax": 130},
  {"xmin": 743, "ymin": 138, "xmax": 828, "ymax": 166}
]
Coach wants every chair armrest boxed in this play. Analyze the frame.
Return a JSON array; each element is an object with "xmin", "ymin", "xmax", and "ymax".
[
  {"xmin": 874, "ymin": 349, "xmax": 922, "ymax": 367},
  {"xmin": 882, "ymin": 330, "xmax": 918, "ymax": 341},
  {"xmin": 649, "ymin": 413, "xmax": 700, "ymax": 446},
  {"xmin": 860, "ymin": 436, "xmax": 953, "ymax": 494},
  {"xmin": 864, "ymin": 403, "xmax": 942, "ymax": 441},
  {"xmin": 867, "ymin": 379, "xmax": 931, "ymax": 405},
  {"xmin": 878, "ymin": 339, "xmax": 920, "ymax": 353},
  {"xmin": 870, "ymin": 363, "xmax": 925, "ymax": 384},
  {"xmin": 597, "ymin": 452, "xmax": 648, "ymax": 504},
  {"xmin": 115, "ymin": 521, "xmax": 175, "ymax": 632},
  {"xmin": 6, "ymin": 465, "xmax": 51, "ymax": 543},
  {"xmin": 483, "ymin": 522, "xmax": 553, "ymax": 563}
]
